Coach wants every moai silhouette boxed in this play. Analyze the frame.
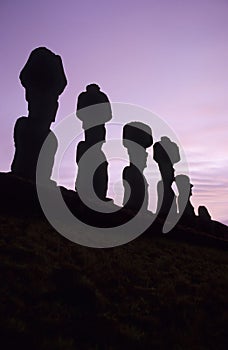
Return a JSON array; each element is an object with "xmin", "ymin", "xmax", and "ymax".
[
  {"xmin": 11, "ymin": 47, "xmax": 67, "ymax": 181},
  {"xmin": 175, "ymin": 174, "xmax": 195, "ymax": 219},
  {"xmin": 122, "ymin": 122, "xmax": 153, "ymax": 212},
  {"xmin": 153, "ymin": 136, "xmax": 180, "ymax": 217},
  {"xmin": 75, "ymin": 84, "xmax": 112, "ymax": 201}
]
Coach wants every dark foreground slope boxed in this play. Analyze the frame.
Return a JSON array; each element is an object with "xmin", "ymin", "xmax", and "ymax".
[{"xmin": 0, "ymin": 212, "xmax": 227, "ymax": 350}]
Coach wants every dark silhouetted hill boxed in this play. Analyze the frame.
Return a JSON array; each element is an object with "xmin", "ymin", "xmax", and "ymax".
[{"xmin": 0, "ymin": 172, "xmax": 228, "ymax": 349}]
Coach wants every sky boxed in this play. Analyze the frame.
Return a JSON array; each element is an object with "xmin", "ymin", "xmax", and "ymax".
[{"xmin": 0, "ymin": 0, "xmax": 227, "ymax": 224}]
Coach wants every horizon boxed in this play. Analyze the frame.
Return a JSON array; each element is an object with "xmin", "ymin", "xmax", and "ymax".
[{"xmin": 0, "ymin": 0, "xmax": 227, "ymax": 225}]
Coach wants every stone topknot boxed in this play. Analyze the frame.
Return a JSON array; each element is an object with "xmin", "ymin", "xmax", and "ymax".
[
  {"xmin": 123, "ymin": 122, "xmax": 153, "ymax": 149},
  {"xmin": 19, "ymin": 47, "xmax": 67, "ymax": 96}
]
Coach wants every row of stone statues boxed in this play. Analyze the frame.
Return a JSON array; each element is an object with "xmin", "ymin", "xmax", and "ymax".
[{"xmin": 10, "ymin": 47, "xmax": 210, "ymax": 222}]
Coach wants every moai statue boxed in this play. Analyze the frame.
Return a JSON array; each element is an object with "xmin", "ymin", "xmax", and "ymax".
[
  {"xmin": 122, "ymin": 122, "xmax": 153, "ymax": 212},
  {"xmin": 175, "ymin": 174, "xmax": 195, "ymax": 219},
  {"xmin": 11, "ymin": 47, "xmax": 67, "ymax": 181},
  {"xmin": 75, "ymin": 84, "xmax": 112, "ymax": 201},
  {"xmin": 153, "ymin": 136, "xmax": 180, "ymax": 217}
]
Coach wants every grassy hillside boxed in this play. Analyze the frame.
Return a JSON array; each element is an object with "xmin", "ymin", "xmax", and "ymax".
[{"xmin": 0, "ymin": 214, "xmax": 227, "ymax": 350}]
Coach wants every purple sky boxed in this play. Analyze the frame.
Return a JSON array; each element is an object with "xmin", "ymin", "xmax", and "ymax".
[{"xmin": 0, "ymin": 0, "xmax": 227, "ymax": 224}]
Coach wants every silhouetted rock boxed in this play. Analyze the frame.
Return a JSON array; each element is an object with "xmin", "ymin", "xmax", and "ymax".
[
  {"xmin": 76, "ymin": 84, "xmax": 112, "ymax": 129},
  {"xmin": 11, "ymin": 117, "xmax": 58, "ymax": 181},
  {"xmin": 198, "ymin": 205, "xmax": 211, "ymax": 221},
  {"xmin": 175, "ymin": 174, "xmax": 195, "ymax": 220},
  {"xmin": 153, "ymin": 136, "xmax": 180, "ymax": 183},
  {"xmin": 156, "ymin": 179, "xmax": 177, "ymax": 218},
  {"xmin": 0, "ymin": 172, "xmax": 41, "ymax": 216},
  {"xmin": 75, "ymin": 84, "xmax": 112, "ymax": 201},
  {"xmin": 11, "ymin": 47, "xmax": 67, "ymax": 181},
  {"xmin": 122, "ymin": 122, "xmax": 153, "ymax": 211},
  {"xmin": 154, "ymin": 137, "xmax": 180, "ymax": 217}
]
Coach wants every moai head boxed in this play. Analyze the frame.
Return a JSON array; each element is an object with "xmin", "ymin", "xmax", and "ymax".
[
  {"xmin": 20, "ymin": 47, "xmax": 67, "ymax": 127},
  {"xmin": 153, "ymin": 136, "xmax": 180, "ymax": 185},
  {"xmin": 76, "ymin": 83, "xmax": 112, "ymax": 131},
  {"xmin": 123, "ymin": 122, "xmax": 153, "ymax": 170}
]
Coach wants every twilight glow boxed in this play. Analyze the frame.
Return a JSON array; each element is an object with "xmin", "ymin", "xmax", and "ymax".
[{"xmin": 0, "ymin": 0, "xmax": 227, "ymax": 224}]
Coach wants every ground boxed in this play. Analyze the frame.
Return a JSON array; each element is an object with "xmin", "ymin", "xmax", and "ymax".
[{"xmin": 0, "ymin": 214, "xmax": 227, "ymax": 349}]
